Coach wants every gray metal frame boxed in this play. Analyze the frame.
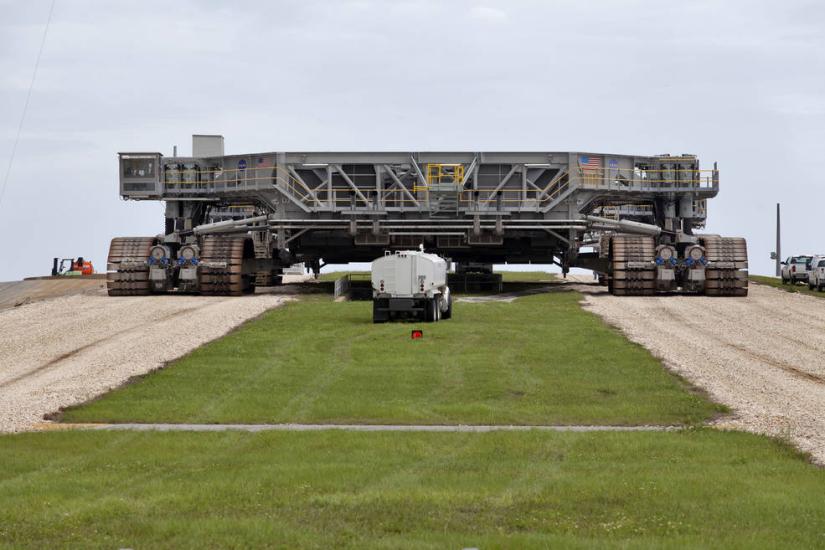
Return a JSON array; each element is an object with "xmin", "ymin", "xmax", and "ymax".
[{"xmin": 118, "ymin": 143, "xmax": 717, "ymax": 273}]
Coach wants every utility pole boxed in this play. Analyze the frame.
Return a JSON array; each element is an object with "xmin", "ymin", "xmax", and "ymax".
[{"xmin": 775, "ymin": 203, "xmax": 781, "ymax": 277}]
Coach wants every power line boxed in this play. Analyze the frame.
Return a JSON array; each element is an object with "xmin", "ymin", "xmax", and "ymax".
[{"xmin": 0, "ymin": 0, "xmax": 56, "ymax": 212}]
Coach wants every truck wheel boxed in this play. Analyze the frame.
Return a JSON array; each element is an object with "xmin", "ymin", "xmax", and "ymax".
[
  {"xmin": 442, "ymin": 295, "xmax": 452, "ymax": 320},
  {"xmin": 433, "ymin": 298, "xmax": 440, "ymax": 322},
  {"xmin": 372, "ymin": 300, "xmax": 388, "ymax": 323},
  {"xmin": 781, "ymin": 275, "xmax": 787, "ymax": 284},
  {"xmin": 424, "ymin": 299, "xmax": 433, "ymax": 322}
]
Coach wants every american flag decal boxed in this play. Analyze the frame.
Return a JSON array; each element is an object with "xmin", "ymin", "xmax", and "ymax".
[{"xmin": 579, "ymin": 155, "xmax": 602, "ymax": 170}]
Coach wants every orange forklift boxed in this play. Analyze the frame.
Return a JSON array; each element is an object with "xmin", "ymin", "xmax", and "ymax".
[{"xmin": 51, "ymin": 257, "xmax": 94, "ymax": 277}]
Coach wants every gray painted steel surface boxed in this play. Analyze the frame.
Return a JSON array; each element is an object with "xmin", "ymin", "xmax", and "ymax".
[{"xmin": 112, "ymin": 136, "xmax": 746, "ymax": 296}]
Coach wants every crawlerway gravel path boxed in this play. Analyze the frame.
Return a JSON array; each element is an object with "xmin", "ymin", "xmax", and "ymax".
[
  {"xmin": 0, "ymin": 293, "xmax": 288, "ymax": 432},
  {"xmin": 575, "ymin": 280, "xmax": 825, "ymax": 464}
]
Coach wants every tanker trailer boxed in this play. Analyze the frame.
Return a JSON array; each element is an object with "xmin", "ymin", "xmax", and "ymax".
[{"xmin": 371, "ymin": 250, "xmax": 452, "ymax": 323}]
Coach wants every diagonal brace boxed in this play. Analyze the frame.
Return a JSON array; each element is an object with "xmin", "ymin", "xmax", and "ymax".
[
  {"xmin": 332, "ymin": 164, "xmax": 372, "ymax": 208},
  {"xmin": 383, "ymin": 164, "xmax": 419, "ymax": 207},
  {"xmin": 485, "ymin": 164, "xmax": 520, "ymax": 203}
]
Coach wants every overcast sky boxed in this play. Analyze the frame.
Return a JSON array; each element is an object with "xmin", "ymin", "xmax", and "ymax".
[{"xmin": 1, "ymin": 0, "xmax": 824, "ymax": 280}]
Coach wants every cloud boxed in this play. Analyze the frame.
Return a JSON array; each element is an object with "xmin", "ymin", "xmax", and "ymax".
[
  {"xmin": 766, "ymin": 92, "xmax": 825, "ymax": 116},
  {"xmin": 0, "ymin": 0, "xmax": 824, "ymax": 279},
  {"xmin": 470, "ymin": 5, "xmax": 507, "ymax": 22}
]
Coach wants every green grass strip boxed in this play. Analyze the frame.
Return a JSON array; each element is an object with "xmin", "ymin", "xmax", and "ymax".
[
  {"xmin": 62, "ymin": 291, "xmax": 719, "ymax": 426},
  {"xmin": 0, "ymin": 429, "xmax": 821, "ymax": 548},
  {"xmin": 751, "ymin": 275, "xmax": 825, "ymax": 298}
]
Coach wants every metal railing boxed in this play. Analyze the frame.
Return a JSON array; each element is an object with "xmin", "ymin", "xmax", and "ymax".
[
  {"xmin": 577, "ymin": 167, "xmax": 718, "ymax": 192},
  {"xmin": 594, "ymin": 204, "xmax": 654, "ymax": 220},
  {"xmin": 160, "ymin": 165, "xmax": 719, "ymax": 212},
  {"xmin": 163, "ymin": 166, "xmax": 278, "ymax": 194},
  {"xmin": 414, "ymin": 164, "xmax": 465, "ymax": 192}
]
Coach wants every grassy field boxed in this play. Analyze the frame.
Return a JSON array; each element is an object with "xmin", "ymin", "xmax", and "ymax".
[
  {"xmin": 61, "ymin": 291, "xmax": 718, "ymax": 426},
  {"xmin": 751, "ymin": 275, "xmax": 825, "ymax": 298},
  {"xmin": 6, "ymin": 276, "xmax": 825, "ymax": 547},
  {"xmin": 499, "ymin": 271, "xmax": 557, "ymax": 282},
  {"xmin": 318, "ymin": 270, "xmax": 369, "ymax": 282},
  {"xmin": 319, "ymin": 270, "xmax": 556, "ymax": 282},
  {"xmin": 2, "ymin": 429, "xmax": 824, "ymax": 548}
]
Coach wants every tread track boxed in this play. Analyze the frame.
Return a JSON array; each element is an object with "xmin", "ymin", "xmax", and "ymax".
[
  {"xmin": 255, "ymin": 271, "xmax": 281, "ymax": 287},
  {"xmin": 199, "ymin": 236, "xmax": 253, "ymax": 296},
  {"xmin": 610, "ymin": 235, "xmax": 656, "ymax": 296},
  {"xmin": 107, "ymin": 237, "xmax": 155, "ymax": 296},
  {"xmin": 702, "ymin": 235, "xmax": 748, "ymax": 296}
]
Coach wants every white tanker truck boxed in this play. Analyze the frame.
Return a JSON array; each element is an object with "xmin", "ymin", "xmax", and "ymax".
[{"xmin": 371, "ymin": 250, "xmax": 453, "ymax": 323}]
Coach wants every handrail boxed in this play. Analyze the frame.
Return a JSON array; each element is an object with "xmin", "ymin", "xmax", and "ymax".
[
  {"xmin": 576, "ymin": 167, "xmax": 718, "ymax": 188},
  {"xmin": 163, "ymin": 167, "xmax": 718, "ymax": 188},
  {"xmin": 160, "ymin": 164, "xmax": 719, "ymax": 211}
]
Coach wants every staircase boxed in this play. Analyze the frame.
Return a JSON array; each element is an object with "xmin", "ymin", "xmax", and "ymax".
[
  {"xmin": 252, "ymin": 231, "xmax": 277, "ymax": 286},
  {"xmin": 539, "ymin": 170, "xmax": 575, "ymax": 213},
  {"xmin": 430, "ymin": 191, "xmax": 460, "ymax": 216}
]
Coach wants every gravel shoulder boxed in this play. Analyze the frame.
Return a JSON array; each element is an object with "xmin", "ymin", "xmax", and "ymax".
[
  {"xmin": 0, "ymin": 277, "xmax": 106, "ymax": 310},
  {"xmin": 0, "ymin": 293, "xmax": 287, "ymax": 432},
  {"xmin": 576, "ymin": 280, "xmax": 825, "ymax": 463}
]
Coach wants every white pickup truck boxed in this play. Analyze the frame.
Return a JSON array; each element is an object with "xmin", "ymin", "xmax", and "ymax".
[
  {"xmin": 371, "ymin": 250, "xmax": 452, "ymax": 323},
  {"xmin": 807, "ymin": 256, "xmax": 825, "ymax": 291},
  {"xmin": 781, "ymin": 256, "xmax": 811, "ymax": 284}
]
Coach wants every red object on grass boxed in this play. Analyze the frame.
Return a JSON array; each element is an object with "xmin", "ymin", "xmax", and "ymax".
[{"xmin": 411, "ymin": 330, "xmax": 424, "ymax": 340}]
